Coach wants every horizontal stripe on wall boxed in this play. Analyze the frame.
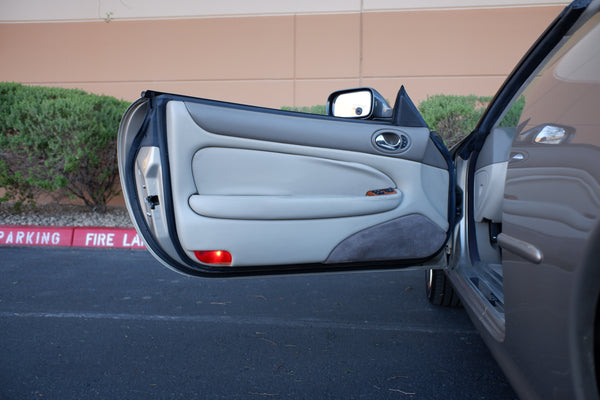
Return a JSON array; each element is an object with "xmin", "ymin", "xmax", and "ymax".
[{"xmin": 0, "ymin": 0, "xmax": 570, "ymax": 23}]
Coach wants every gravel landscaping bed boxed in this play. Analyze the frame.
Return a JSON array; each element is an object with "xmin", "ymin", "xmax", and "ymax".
[{"xmin": 0, "ymin": 204, "xmax": 133, "ymax": 227}]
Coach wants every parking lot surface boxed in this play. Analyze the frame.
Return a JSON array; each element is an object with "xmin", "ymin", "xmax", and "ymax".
[{"xmin": 0, "ymin": 247, "xmax": 516, "ymax": 399}]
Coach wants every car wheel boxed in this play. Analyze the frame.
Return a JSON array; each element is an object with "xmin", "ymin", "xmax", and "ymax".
[{"xmin": 426, "ymin": 269, "xmax": 461, "ymax": 307}]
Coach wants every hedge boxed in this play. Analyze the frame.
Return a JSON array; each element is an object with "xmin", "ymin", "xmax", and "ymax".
[
  {"xmin": 418, "ymin": 94, "xmax": 492, "ymax": 147},
  {"xmin": 0, "ymin": 82, "xmax": 130, "ymax": 212},
  {"xmin": 281, "ymin": 105, "xmax": 328, "ymax": 115}
]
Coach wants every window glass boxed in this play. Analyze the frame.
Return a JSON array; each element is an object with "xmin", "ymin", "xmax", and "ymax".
[{"xmin": 493, "ymin": 16, "xmax": 600, "ymax": 144}]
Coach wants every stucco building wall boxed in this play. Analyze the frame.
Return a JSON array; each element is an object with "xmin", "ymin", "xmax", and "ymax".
[{"xmin": 0, "ymin": 1, "xmax": 567, "ymax": 108}]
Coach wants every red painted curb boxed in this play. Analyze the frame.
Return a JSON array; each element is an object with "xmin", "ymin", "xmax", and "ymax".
[
  {"xmin": 0, "ymin": 225, "xmax": 73, "ymax": 247},
  {"xmin": 0, "ymin": 225, "xmax": 145, "ymax": 249},
  {"xmin": 73, "ymin": 227, "xmax": 146, "ymax": 249}
]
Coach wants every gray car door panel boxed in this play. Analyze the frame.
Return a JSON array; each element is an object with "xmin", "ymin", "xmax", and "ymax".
[
  {"xmin": 473, "ymin": 127, "xmax": 514, "ymax": 223},
  {"xmin": 119, "ymin": 92, "xmax": 451, "ymax": 274}
]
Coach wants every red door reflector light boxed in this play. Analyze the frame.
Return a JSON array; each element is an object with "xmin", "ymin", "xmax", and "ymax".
[{"xmin": 194, "ymin": 250, "xmax": 232, "ymax": 265}]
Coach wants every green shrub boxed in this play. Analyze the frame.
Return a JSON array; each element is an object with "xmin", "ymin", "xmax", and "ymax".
[
  {"xmin": 281, "ymin": 105, "xmax": 327, "ymax": 115},
  {"xmin": 418, "ymin": 94, "xmax": 492, "ymax": 147},
  {"xmin": 0, "ymin": 83, "xmax": 130, "ymax": 211},
  {"xmin": 497, "ymin": 95, "xmax": 526, "ymax": 128}
]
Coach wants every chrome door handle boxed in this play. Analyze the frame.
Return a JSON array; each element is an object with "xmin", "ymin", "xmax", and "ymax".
[{"xmin": 375, "ymin": 132, "xmax": 406, "ymax": 151}]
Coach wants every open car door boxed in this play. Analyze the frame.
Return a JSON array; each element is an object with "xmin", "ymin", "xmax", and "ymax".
[{"xmin": 117, "ymin": 88, "xmax": 452, "ymax": 277}]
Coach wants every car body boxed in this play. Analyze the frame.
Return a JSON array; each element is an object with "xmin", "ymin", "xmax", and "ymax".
[{"xmin": 117, "ymin": 1, "xmax": 600, "ymax": 398}]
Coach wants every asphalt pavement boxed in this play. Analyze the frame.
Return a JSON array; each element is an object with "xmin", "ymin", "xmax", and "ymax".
[{"xmin": 0, "ymin": 247, "xmax": 517, "ymax": 399}]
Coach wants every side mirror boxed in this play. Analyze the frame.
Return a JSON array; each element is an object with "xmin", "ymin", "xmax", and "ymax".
[
  {"xmin": 327, "ymin": 87, "xmax": 392, "ymax": 119},
  {"xmin": 515, "ymin": 123, "xmax": 574, "ymax": 145}
]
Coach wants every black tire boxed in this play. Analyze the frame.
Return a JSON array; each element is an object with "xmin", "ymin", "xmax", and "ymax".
[{"xmin": 426, "ymin": 269, "xmax": 461, "ymax": 307}]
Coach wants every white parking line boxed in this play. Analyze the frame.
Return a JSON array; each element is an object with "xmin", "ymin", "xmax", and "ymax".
[{"xmin": 0, "ymin": 311, "xmax": 477, "ymax": 335}]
